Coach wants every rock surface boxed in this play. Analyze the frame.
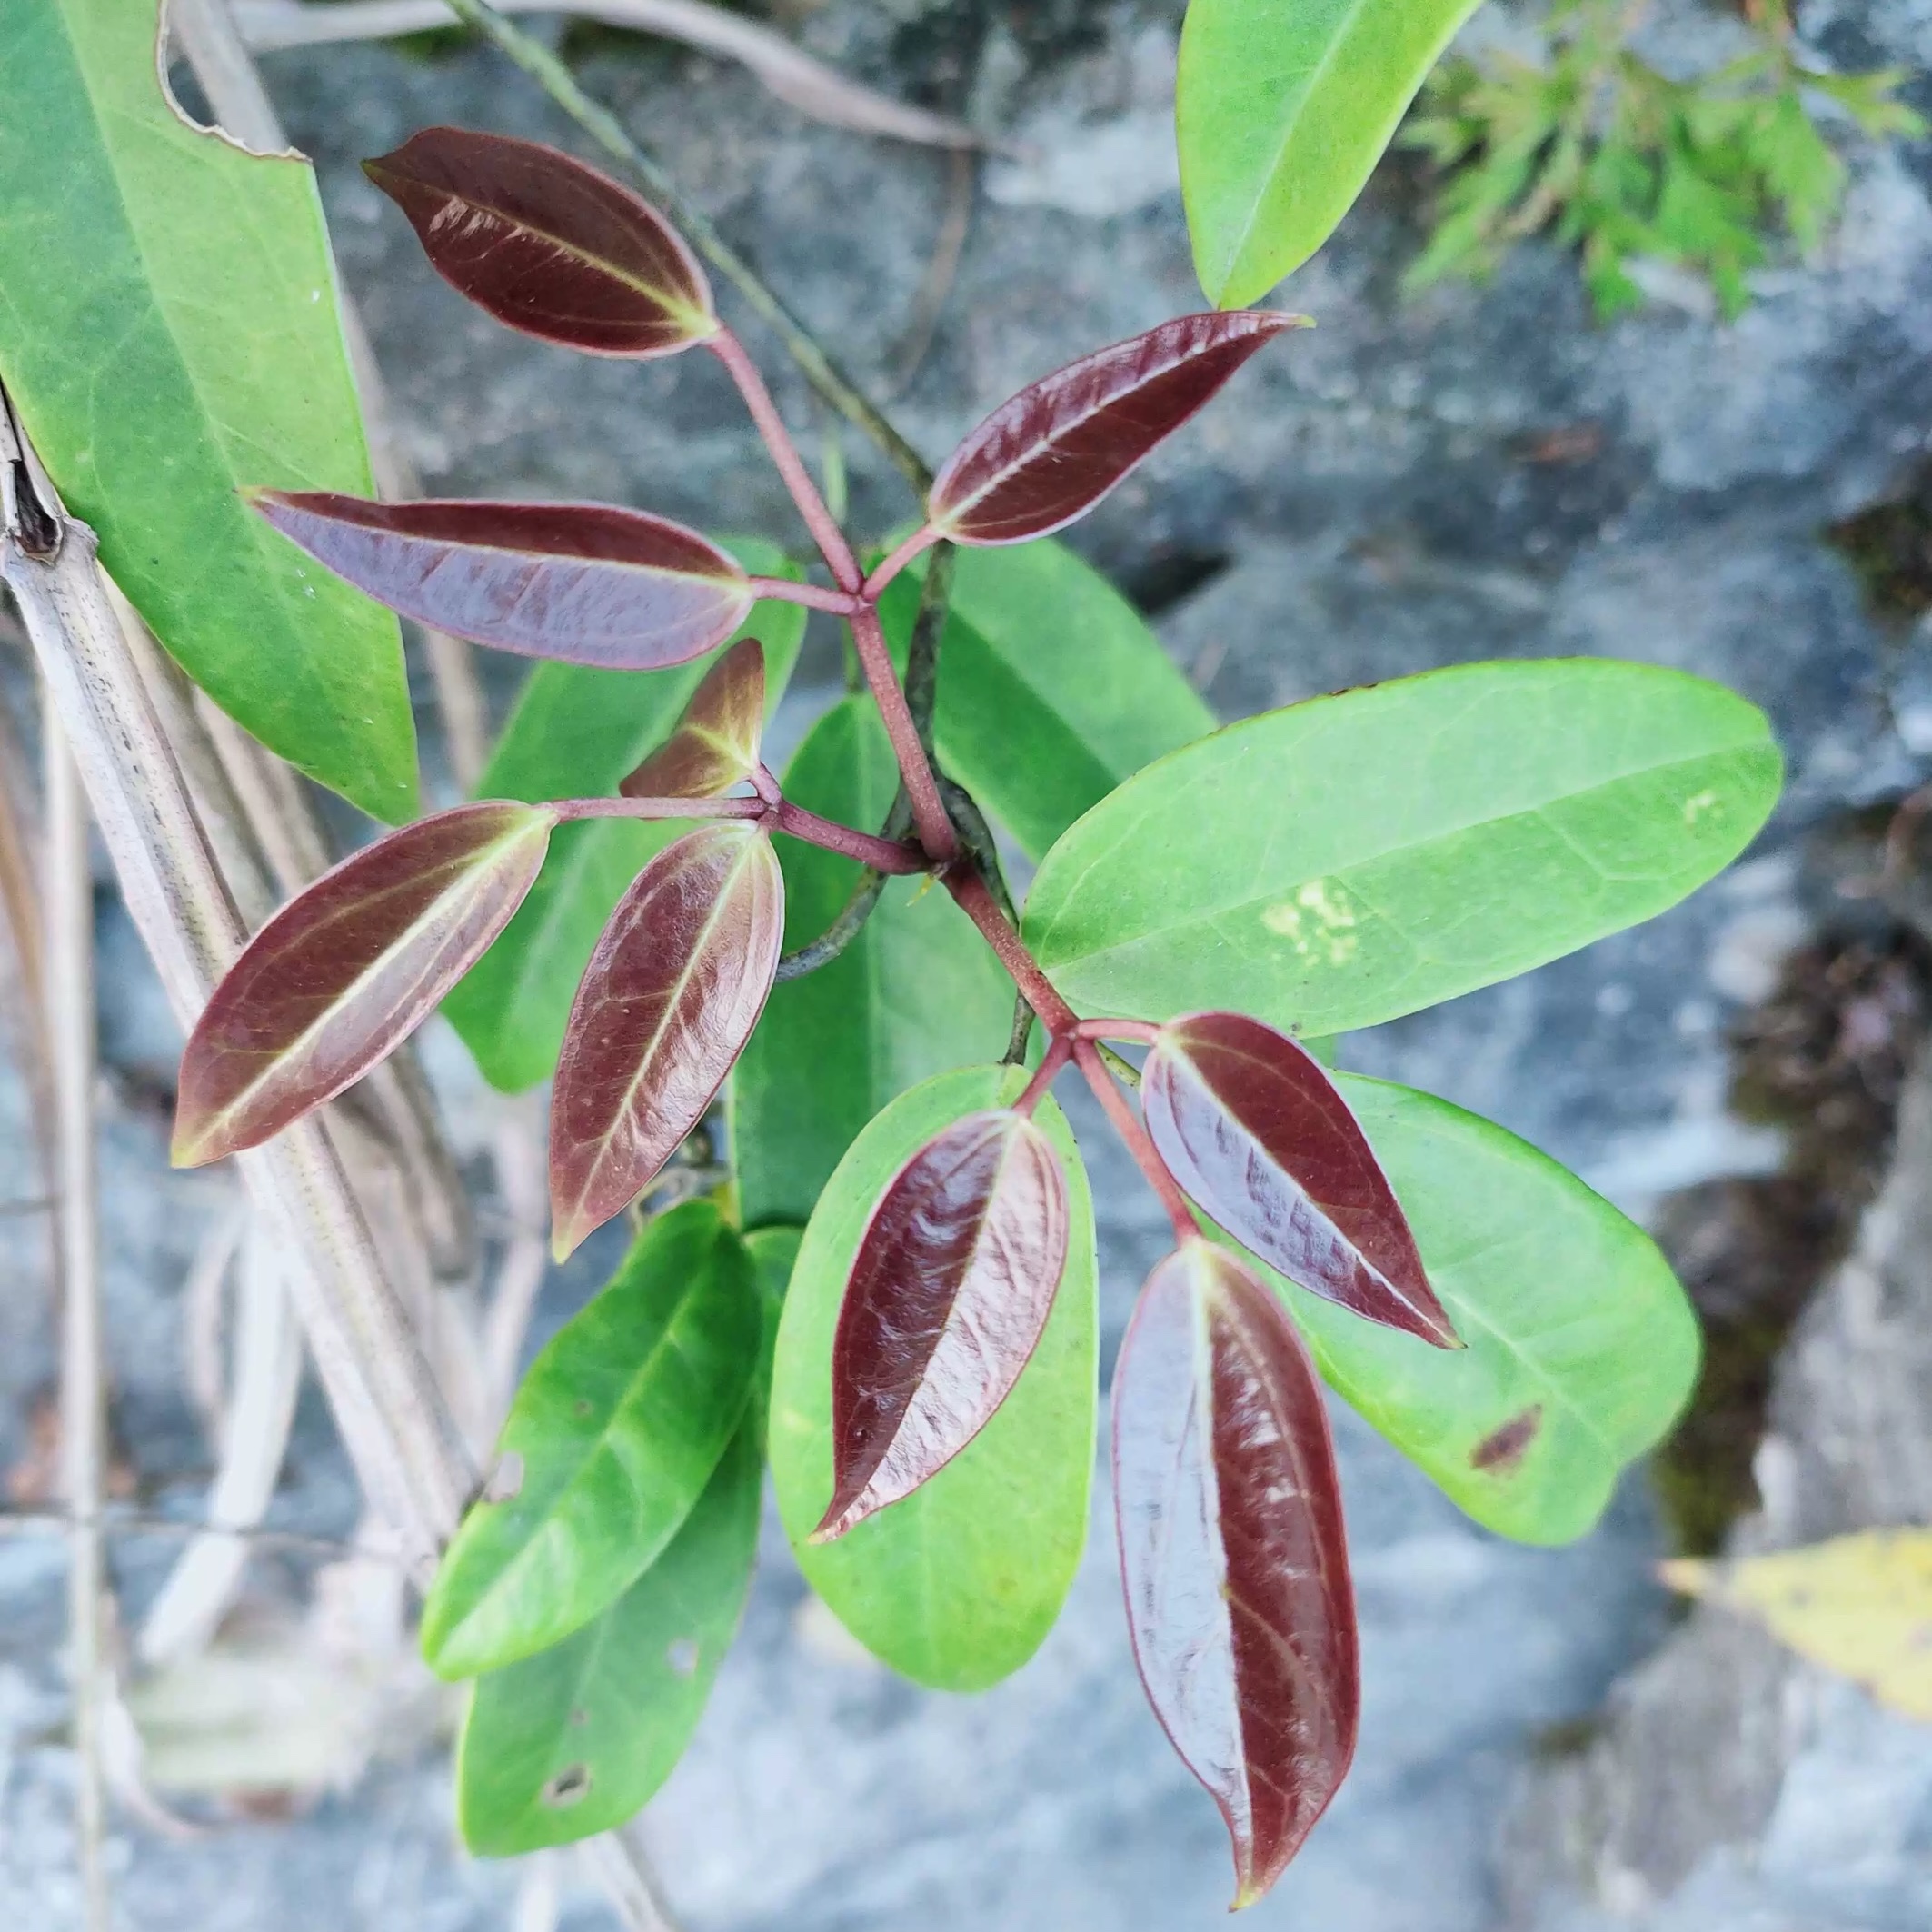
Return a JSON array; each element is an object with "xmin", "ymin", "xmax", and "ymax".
[{"xmin": 5, "ymin": 0, "xmax": 1932, "ymax": 1926}]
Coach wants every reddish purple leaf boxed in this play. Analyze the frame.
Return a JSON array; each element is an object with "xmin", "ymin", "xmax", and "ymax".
[
  {"xmin": 812, "ymin": 1109, "xmax": 1070, "ymax": 1543},
  {"xmin": 173, "ymin": 803, "xmax": 555, "ymax": 1167},
  {"xmin": 924, "ymin": 311, "xmax": 1304, "ymax": 545},
  {"xmin": 249, "ymin": 493, "xmax": 753, "ymax": 672},
  {"xmin": 1142, "ymin": 1011, "xmax": 1459, "ymax": 1349},
  {"xmin": 363, "ymin": 126, "xmax": 715, "ymax": 356},
  {"xmin": 549, "ymin": 822, "xmax": 783, "ymax": 1258},
  {"xmin": 1113, "ymin": 1240, "xmax": 1359, "ymax": 1907},
  {"xmin": 620, "ymin": 637, "xmax": 766, "ymax": 800}
]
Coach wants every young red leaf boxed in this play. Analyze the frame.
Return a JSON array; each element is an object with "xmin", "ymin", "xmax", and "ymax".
[
  {"xmin": 250, "ymin": 493, "xmax": 753, "ymax": 672},
  {"xmin": 812, "ymin": 1109, "xmax": 1070, "ymax": 1543},
  {"xmin": 1142, "ymin": 1011, "xmax": 1459, "ymax": 1349},
  {"xmin": 363, "ymin": 126, "xmax": 716, "ymax": 356},
  {"xmin": 549, "ymin": 822, "xmax": 783, "ymax": 1258},
  {"xmin": 1113, "ymin": 1240, "xmax": 1359, "ymax": 1907},
  {"xmin": 620, "ymin": 636, "xmax": 765, "ymax": 801},
  {"xmin": 173, "ymin": 803, "xmax": 555, "ymax": 1167},
  {"xmin": 925, "ymin": 311, "xmax": 1304, "ymax": 545}
]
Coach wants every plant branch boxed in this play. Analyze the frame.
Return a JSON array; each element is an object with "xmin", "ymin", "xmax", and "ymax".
[
  {"xmin": 553, "ymin": 794, "xmax": 764, "ymax": 822},
  {"xmin": 437, "ymin": 0, "xmax": 931, "ymax": 491},
  {"xmin": 771, "ymin": 800, "xmax": 925, "ymax": 873},
  {"xmin": 943, "ymin": 865, "xmax": 1075, "ymax": 1031},
  {"xmin": 901, "ymin": 540, "xmax": 953, "ymax": 755},
  {"xmin": 773, "ymin": 867, "xmax": 888, "ymax": 981},
  {"xmin": 862, "ymin": 526, "xmax": 938, "ymax": 602},
  {"xmin": 233, "ymin": 0, "xmax": 986, "ymax": 154},
  {"xmin": 746, "ymin": 576, "xmax": 860, "ymax": 614},
  {"xmin": 847, "ymin": 603, "xmax": 954, "ymax": 859},
  {"xmin": 45, "ymin": 705, "xmax": 108, "ymax": 1932},
  {"xmin": 710, "ymin": 331, "xmax": 861, "ymax": 591},
  {"xmin": 3, "ymin": 405, "xmax": 470, "ymax": 1576},
  {"xmin": 1073, "ymin": 1038, "xmax": 1196, "ymax": 1243}
]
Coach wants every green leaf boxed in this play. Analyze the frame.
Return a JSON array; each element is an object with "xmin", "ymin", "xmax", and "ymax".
[
  {"xmin": 730, "ymin": 699, "xmax": 1012, "ymax": 1230},
  {"xmin": 455, "ymin": 1418, "xmax": 762, "ymax": 1853},
  {"xmin": 1178, "ymin": 0, "xmax": 1485, "ymax": 307},
  {"xmin": 422, "ymin": 1200, "xmax": 761, "ymax": 1679},
  {"xmin": 875, "ymin": 541, "xmax": 1214, "ymax": 861},
  {"xmin": 0, "ymin": 0, "xmax": 416, "ymax": 822},
  {"xmin": 1023, "ymin": 659, "xmax": 1782, "ymax": 1034},
  {"xmin": 443, "ymin": 540, "xmax": 804, "ymax": 1091},
  {"xmin": 769, "ymin": 1065, "xmax": 1097, "ymax": 1690},
  {"xmin": 1275, "ymin": 1074, "xmax": 1698, "ymax": 1545}
]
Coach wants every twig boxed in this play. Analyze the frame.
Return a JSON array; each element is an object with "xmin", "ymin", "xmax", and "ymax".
[
  {"xmin": 0, "ymin": 677, "xmax": 56, "ymax": 1232},
  {"xmin": 436, "ymin": 0, "xmax": 931, "ymax": 492},
  {"xmin": 45, "ymin": 700, "xmax": 108, "ymax": 1932},
  {"xmin": 231, "ymin": 0, "xmax": 987, "ymax": 155},
  {"xmin": 4, "ymin": 405, "xmax": 469, "ymax": 1574},
  {"xmin": 773, "ymin": 866, "xmax": 889, "ymax": 981},
  {"xmin": 891, "ymin": 149, "xmax": 977, "ymax": 394},
  {"xmin": 182, "ymin": 1198, "xmax": 248, "ymax": 1447},
  {"xmin": 137, "ymin": 1220, "xmax": 303, "ymax": 1668}
]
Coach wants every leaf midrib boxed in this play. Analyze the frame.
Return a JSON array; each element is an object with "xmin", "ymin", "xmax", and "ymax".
[
  {"xmin": 1210, "ymin": 0, "xmax": 1379, "ymax": 290},
  {"xmin": 197, "ymin": 815, "xmax": 544, "ymax": 1141},
  {"xmin": 1040, "ymin": 739, "xmax": 1761, "ymax": 972}
]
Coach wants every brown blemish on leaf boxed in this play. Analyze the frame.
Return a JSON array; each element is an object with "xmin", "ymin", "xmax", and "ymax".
[
  {"xmin": 665, "ymin": 1637, "xmax": 700, "ymax": 1677},
  {"xmin": 1470, "ymin": 1406, "xmax": 1543, "ymax": 1473}
]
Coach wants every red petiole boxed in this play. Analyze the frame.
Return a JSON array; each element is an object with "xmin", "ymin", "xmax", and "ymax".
[
  {"xmin": 715, "ymin": 315, "xmax": 1202, "ymax": 1240},
  {"xmin": 709, "ymin": 328, "xmax": 861, "ymax": 593}
]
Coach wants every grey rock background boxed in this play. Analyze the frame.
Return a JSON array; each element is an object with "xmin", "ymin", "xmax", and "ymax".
[{"xmin": 5, "ymin": 0, "xmax": 1932, "ymax": 1926}]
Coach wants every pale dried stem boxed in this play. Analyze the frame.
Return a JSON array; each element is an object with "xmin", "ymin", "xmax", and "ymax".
[
  {"xmin": 138, "ymin": 1220, "xmax": 303, "ymax": 1668},
  {"xmin": 230, "ymin": 0, "xmax": 986, "ymax": 155},
  {"xmin": 0, "ymin": 677, "xmax": 56, "ymax": 1223},
  {"xmin": 182, "ymin": 1198, "xmax": 248, "ymax": 1442},
  {"xmin": 45, "ymin": 702, "xmax": 109, "ymax": 1932},
  {"xmin": 4, "ymin": 436, "xmax": 469, "ymax": 1577}
]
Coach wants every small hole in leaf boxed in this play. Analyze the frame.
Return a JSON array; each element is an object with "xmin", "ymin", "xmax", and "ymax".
[
  {"xmin": 542, "ymin": 1763, "xmax": 593, "ymax": 1808},
  {"xmin": 483, "ymin": 1451, "xmax": 523, "ymax": 1502},
  {"xmin": 665, "ymin": 1637, "xmax": 700, "ymax": 1678}
]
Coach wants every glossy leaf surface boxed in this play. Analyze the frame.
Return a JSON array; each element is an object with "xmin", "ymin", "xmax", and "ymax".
[
  {"xmin": 550, "ymin": 823, "xmax": 783, "ymax": 1258},
  {"xmin": 1144, "ymin": 1011, "xmax": 1454, "ymax": 1348},
  {"xmin": 925, "ymin": 313, "xmax": 1301, "ymax": 544},
  {"xmin": 365, "ymin": 125, "xmax": 715, "ymax": 355},
  {"xmin": 454, "ymin": 1206, "xmax": 791, "ymax": 1874},
  {"xmin": 732, "ymin": 699, "xmax": 1012, "ymax": 1229},
  {"xmin": 1179, "ymin": 0, "xmax": 1485, "ymax": 307},
  {"xmin": 621, "ymin": 636, "xmax": 765, "ymax": 799},
  {"xmin": 173, "ymin": 803, "xmax": 553, "ymax": 1167},
  {"xmin": 1279, "ymin": 1074, "xmax": 1698, "ymax": 1545},
  {"xmin": 770, "ymin": 1066, "xmax": 1096, "ymax": 1690},
  {"xmin": 816, "ymin": 1110, "xmax": 1069, "ymax": 1541},
  {"xmin": 456, "ymin": 1421, "xmax": 761, "ymax": 1852},
  {"xmin": 444, "ymin": 541, "xmax": 803, "ymax": 1092},
  {"xmin": 1025, "ymin": 660, "xmax": 1783, "ymax": 1033},
  {"xmin": 250, "ymin": 493, "xmax": 753, "ymax": 672},
  {"xmin": 0, "ymin": 0, "xmax": 415, "ymax": 820},
  {"xmin": 422, "ymin": 1200, "xmax": 759, "ymax": 1679},
  {"xmin": 1114, "ymin": 1240, "xmax": 1358, "ymax": 1907},
  {"xmin": 874, "ymin": 540, "xmax": 1213, "ymax": 860}
]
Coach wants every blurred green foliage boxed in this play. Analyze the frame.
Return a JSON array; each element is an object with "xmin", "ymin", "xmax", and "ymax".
[{"xmin": 1403, "ymin": 0, "xmax": 1924, "ymax": 319}]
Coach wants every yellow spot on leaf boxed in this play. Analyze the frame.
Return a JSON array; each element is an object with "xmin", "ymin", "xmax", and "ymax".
[
  {"xmin": 1261, "ymin": 879, "xmax": 1359, "ymax": 966},
  {"xmin": 1662, "ymin": 1529, "xmax": 1932, "ymax": 1720}
]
